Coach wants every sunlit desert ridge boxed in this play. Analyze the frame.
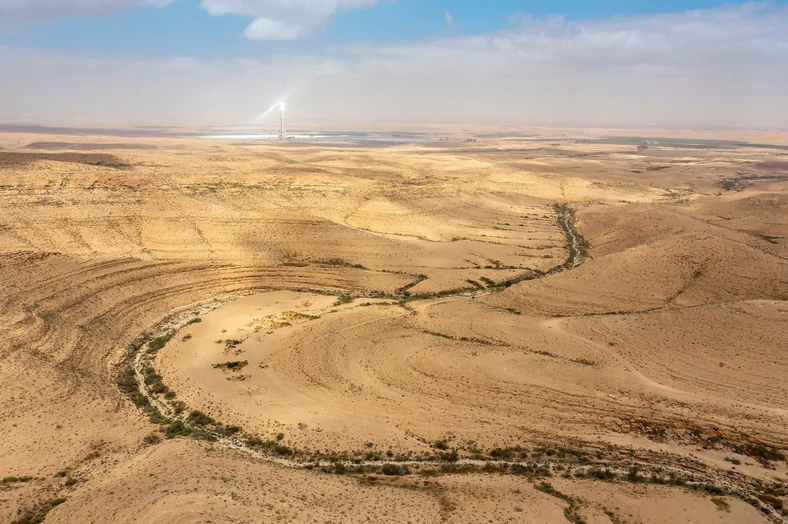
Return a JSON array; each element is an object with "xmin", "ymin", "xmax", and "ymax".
[{"xmin": 1, "ymin": 125, "xmax": 787, "ymax": 523}]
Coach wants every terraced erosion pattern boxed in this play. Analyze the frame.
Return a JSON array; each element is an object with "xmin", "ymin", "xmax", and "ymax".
[{"xmin": 1, "ymin": 130, "xmax": 787, "ymax": 524}]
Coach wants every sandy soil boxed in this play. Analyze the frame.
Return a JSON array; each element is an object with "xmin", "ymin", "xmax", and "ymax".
[{"xmin": 1, "ymin": 130, "xmax": 786, "ymax": 523}]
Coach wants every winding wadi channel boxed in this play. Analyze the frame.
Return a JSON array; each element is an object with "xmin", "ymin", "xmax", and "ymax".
[{"xmin": 120, "ymin": 204, "xmax": 786, "ymax": 523}]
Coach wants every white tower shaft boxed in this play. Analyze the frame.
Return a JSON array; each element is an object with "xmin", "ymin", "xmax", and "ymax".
[{"xmin": 279, "ymin": 102, "xmax": 286, "ymax": 140}]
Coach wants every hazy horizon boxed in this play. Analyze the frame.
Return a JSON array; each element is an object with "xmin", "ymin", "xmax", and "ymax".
[{"xmin": 1, "ymin": 1, "xmax": 787, "ymax": 128}]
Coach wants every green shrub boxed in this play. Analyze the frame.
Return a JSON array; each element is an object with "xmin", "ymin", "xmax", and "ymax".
[
  {"xmin": 191, "ymin": 429, "xmax": 218, "ymax": 442},
  {"xmin": 587, "ymin": 468, "xmax": 616, "ymax": 481},
  {"xmin": 743, "ymin": 444, "xmax": 785, "ymax": 462},
  {"xmin": 246, "ymin": 437, "xmax": 264, "ymax": 447},
  {"xmin": 131, "ymin": 393, "xmax": 150, "ymax": 409},
  {"xmin": 3, "ymin": 476, "xmax": 33, "ymax": 484},
  {"xmin": 626, "ymin": 467, "xmax": 645, "ymax": 483},
  {"xmin": 165, "ymin": 420, "xmax": 192, "ymax": 439},
  {"xmin": 571, "ymin": 358, "xmax": 597, "ymax": 367},
  {"xmin": 143, "ymin": 433, "xmax": 162, "ymax": 445},
  {"xmin": 244, "ymin": 437, "xmax": 292, "ymax": 456},
  {"xmin": 381, "ymin": 464, "xmax": 409, "ymax": 476},
  {"xmin": 480, "ymin": 277, "xmax": 496, "ymax": 288},
  {"xmin": 143, "ymin": 373, "xmax": 161, "ymax": 387},
  {"xmin": 333, "ymin": 295, "xmax": 354, "ymax": 306},
  {"xmin": 697, "ymin": 484, "xmax": 725, "ymax": 496},
  {"xmin": 213, "ymin": 361, "xmax": 248, "ymax": 371},
  {"xmin": 757, "ymin": 493, "xmax": 783, "ymax": 510},
  {"xmin": 272, "ymin": 444, "xmax": 293, "ymax": 456},
  {"xmin": 186, "ymin": 410, "xmax": 214, "ymax": 426},
  {"xmin": 146, "ymin": 331, "xmax": 175, "ymax": 353},
  {"xmin": 216, "ymin": 425, "xmax": 242, "ymax": 437},
  {"xmin": 116, "ymin": 366, "xmax": 138, "ymax": 396},
  {"xmin": 150, "ymin": 383, "xmax": 168, "ymax": 395},
  {"xmin": 127, "ymin": 336, "xmax": 150, "ymax": 355},
  {"xmin": 439, "ymin": 449, "xmax": 459, "ymax": 462},
  {"xmin": 12, "ymin": 498, "xmax": 67, "ymax": 524}
]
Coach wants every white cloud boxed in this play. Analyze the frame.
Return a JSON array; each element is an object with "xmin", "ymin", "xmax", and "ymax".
[
  {"xmin": 507, "ymin": 11, "xmax": 524, "ymax": 25},
  {"xmin": 242, "ymin": 18, "xmax": 307, "ymax": 40},
  {"xmin": 0, "ymin": 3, "xmax": 786, "ymax": 127},
  {"xmin": 199, "ymin": 0, "xmax": 381, "ymax": 40},
  {"xmin": 0, "ymin": 0, "xmax": 174, "ymax": 19},
  {"xmin": 444, "ymin": 10, "xmax": 454, "ymax": 29}
]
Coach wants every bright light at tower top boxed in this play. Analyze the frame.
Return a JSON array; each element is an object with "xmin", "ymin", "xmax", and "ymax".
[{"xmin": 280, "ymin": 102, "xmax": 286, "ymax": 111}]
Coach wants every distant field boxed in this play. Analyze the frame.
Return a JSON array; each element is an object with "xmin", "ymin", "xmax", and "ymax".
[{"xmin": 526, "ymin": 135, "xmax": 788, "ymax": 150}]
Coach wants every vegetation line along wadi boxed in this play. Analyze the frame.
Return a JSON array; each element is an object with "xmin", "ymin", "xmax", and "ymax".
[{"xmin": 113, "ymin": 203, "xmax": 783, "ymax": 523}]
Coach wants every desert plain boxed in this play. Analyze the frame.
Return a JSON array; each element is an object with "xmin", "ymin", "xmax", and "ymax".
[{"xmin": 0, "ymin": 127, "xmax": 787, "ymax": 523}]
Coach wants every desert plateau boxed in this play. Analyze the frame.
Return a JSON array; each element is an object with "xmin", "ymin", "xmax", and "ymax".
[{"xmin": 0, "ymin": 127, "xmax": 786, "ymax": 523}]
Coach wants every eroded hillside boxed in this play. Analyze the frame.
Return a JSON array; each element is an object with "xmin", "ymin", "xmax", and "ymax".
[{"xmin": 1, "ymin": 133, "xmax": 786, "ymax": 523}]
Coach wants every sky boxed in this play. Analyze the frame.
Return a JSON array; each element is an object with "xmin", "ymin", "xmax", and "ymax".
[{"xmin": 1, "ymin": 0, "xmax": 787, "ymax": 128}]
